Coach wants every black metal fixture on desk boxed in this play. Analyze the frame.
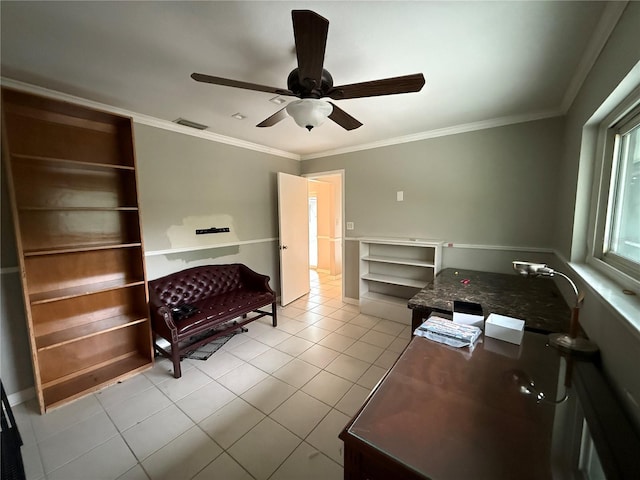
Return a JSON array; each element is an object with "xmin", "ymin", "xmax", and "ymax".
[{"xmin": 512, "ymin": 261, "xmax": 599, "ymax": 355}]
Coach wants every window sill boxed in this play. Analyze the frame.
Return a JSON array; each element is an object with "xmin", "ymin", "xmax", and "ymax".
[{"xmin": 567, "ymin": 261, "xmax": 640, "ymax": 340}]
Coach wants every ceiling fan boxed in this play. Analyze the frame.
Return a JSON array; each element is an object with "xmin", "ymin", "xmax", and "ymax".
[{"xmin": 191, "ymin": 10, "xmax": 425, "ymax": 131}]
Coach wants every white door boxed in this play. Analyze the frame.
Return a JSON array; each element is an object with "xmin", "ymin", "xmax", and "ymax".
[{"xmin": 277, "ymin": 172, "xmax": 310, "ymax": 305}]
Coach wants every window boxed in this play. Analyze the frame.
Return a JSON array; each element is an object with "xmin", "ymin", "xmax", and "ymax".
[
  {"xmin": 603, "ymin": 106, "xmax": 640, "ymax": 276},
  {"xmin": 592, "ymin": 100, "xmax": 640, "ymax": 283},
  {"xmin": 579, "ymin": 422, "xmax": 606, "ymax": 480}
]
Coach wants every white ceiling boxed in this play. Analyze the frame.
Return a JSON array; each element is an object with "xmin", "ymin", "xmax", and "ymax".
[{"xmin": 0, "ymin": 1, "xmax": 617, "ymax": 158}]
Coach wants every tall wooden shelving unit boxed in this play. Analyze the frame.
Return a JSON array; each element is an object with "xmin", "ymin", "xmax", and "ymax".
[{"xmin": 1, "ymin": 88, "xmax": 153, "ymax": 413}]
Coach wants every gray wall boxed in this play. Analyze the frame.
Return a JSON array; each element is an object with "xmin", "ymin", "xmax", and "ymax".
[
  {"xmin": 134, "ymin": 123, "xmax": 299, "ymax": 282},
  {"xmin": 2, "ymin": 8, "xmax": 638, "ymax": 437},
  {"xmin": 0, "ymin": 123, "xmax": 299, "ymax": 398},
  {"xmin": 552, "ymin": 2, "xmax": 640, "ymax": 430},
  {"xmin": 305, "ymin": 2, "xmax": 640, "ymax": 430},
  {"xmin": 1, "ymin": 168, "xmax": 34, "ymax": 396},
  {"xmin": 303, "ymin": 117, "xmax": 565, "ymax": 298},
  {"xmin": 304, "ymin": 118, "xmax": 563, "ymax": 246},
  {"xmin": 554, "ymin": 2, "xmax": 640, "ymax": 261}
]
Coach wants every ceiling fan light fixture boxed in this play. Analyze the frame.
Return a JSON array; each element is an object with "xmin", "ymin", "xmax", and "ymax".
[{"xmin": 286, "ymin": 99, "xmax": 333, "ymax": 131}]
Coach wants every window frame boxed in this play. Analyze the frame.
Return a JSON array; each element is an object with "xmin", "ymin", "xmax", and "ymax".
[{"xmin": 587, "ymin": 88, "xmax": 640, "ymax": 288}]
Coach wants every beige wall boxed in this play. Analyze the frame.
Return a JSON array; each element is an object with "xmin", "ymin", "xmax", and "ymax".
[
  {"xmin": 308, "ymin": 175, "xmax": 343, "ymax": 277},
  {"xmin": 321, "ymin": 174, "xmax": 343, "ymax": 277},
  {"xmin": 309, "ymin": 180, "xmax": 334, "ymax": 274}
]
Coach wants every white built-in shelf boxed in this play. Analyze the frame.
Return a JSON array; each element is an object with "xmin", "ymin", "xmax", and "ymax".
[
  {"xmin": 358, "ymin": 238, "xmax": 442, "ymax": 324},
  {"xmin": 361, "ymin": 273, "xmax": 428, "ymax": 289},
  {"xmin": 361, "ymin": 291, "xmax": 412, "ymax": 306},
  {"xmin": 361, "ymin": 255, "xmax": 435, "ymax": 268}
]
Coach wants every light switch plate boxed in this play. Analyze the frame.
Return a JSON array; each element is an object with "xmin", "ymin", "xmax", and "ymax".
[
  {"xmin": 346, "ymin": 222, "xmax": 354, "ymax": 230},
  {"xmin": 397, "ymin": 191, "xmax": 404, "ymax": 201}
]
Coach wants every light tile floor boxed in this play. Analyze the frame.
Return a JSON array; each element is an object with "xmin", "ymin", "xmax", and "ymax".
[{"xmin": 14, "ymin": 271, "xmax": 410, "ymax": 480}]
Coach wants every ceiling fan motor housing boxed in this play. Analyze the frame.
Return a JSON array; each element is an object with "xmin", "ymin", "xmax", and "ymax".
[{"xmin": 287, "ymin": 68, "xmax": 334, "ymax": 98}]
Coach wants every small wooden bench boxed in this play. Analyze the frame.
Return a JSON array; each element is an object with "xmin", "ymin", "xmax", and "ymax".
[{"xmin": 148, "ymin": 264, "xmax": 277, "ymax": 378}]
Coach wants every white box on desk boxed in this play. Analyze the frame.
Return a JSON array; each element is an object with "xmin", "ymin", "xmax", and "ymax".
[{"xmin": 485, "ymin": 313, "xmax": 525, "ymax": 345}]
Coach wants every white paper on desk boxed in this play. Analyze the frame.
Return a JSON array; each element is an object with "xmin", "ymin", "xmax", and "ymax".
[{"xmin": 414, "ymin": 317, "xmax": 482, "ymax": 348}]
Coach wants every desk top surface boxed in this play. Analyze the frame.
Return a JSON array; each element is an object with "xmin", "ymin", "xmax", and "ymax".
[
  {"xmin": 408, "ymin": 268, "xmax": 570, "ymax": 333},
  {"xmin": 342, "ymin": 332, "xmax": 563, "ymax": 479}
]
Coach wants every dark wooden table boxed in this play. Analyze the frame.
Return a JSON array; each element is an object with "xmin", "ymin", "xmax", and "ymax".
[
  {"xmin": 408, "ymin": 268, "xmax": 571, "ymax": 334},
  {"xmin": 340, "ymin": 332, "xmax": 562, "ymax": 480},
  {"xmin": 340, "ymin": 331, "xmax": 640, "ymax": 480}
]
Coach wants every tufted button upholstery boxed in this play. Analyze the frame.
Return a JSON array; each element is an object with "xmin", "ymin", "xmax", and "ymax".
[{"xmin": 151, "ymin": 264, "xmax": 246, "ymax": 308}]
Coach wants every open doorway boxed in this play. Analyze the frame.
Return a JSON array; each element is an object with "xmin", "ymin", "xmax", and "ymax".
[
  {"xmin": 306, "ymin": 172, "xmax": 344, "ymax": 283},
  {"xmin": 308, "ymin": 195, "xmax": 318, "ymax": 268},
  {"xmin": 277, "ymin": 170, "xmax": 344, "ymax": 305}
]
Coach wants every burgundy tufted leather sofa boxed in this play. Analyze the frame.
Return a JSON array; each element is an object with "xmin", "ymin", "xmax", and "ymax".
[{"xmin": 148, "ymin": 264, "xmax": 277, "ymax": 378}]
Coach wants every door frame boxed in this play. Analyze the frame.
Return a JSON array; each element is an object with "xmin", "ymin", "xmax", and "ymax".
[{"xmin": 303, "ymin": 169, "xmax": 345, "ymax": 301}]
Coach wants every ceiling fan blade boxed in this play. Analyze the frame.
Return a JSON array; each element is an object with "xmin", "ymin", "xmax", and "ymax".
[
  {"xmin": 191, "ymin": 73, "xmax": 295, "ymax": 97},
  {"xmin": 256, "ymin": 107, "xmax": 288, "ymax": 128},
  {"xmin": 328, "ymin": 73, "xmax": 425, "ymax": 100},
  {"xmin": 328, "ymin": 103, "xmax": 363, "ymax": 131},
  {"xmin": 292, "ymin": 10, "xmax": 329, "ymax": 89}
]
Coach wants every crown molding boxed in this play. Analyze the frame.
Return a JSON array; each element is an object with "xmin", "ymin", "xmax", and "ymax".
[
  {"xmin": 2, "ymin": 51, "xmax": 608, "ymax": 165},
  {"xmin": 301, "ymin": 109, "xmax": 563, "ymax": 160},
  {"xmin": 0, "ymin": 77, "xmax": 300, "ymax": 161},
  {"xmin": 560, "ymin": 1, "xmax": 628, "ymax": 113},
  {"xmin": 135, "ymin": 114, "xmax": 299, "ymax": 160},
  {"xmin": 2, "ymin": 0, "xmax": 624, "ymax": 164}
]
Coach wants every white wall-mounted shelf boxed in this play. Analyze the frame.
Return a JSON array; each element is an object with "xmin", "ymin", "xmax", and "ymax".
[
  {"xmin": 144, "ymin": 237, "xmax": 277, "ymax": 257},
  {"xmin": 358, "ymin": 238, "xmax": 442, "ymax": 324}
]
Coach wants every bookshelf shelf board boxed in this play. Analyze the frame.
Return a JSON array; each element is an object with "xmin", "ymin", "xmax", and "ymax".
[{"xmin": 36, "ymin": 315, "xmax": 148, "ymax": 351}]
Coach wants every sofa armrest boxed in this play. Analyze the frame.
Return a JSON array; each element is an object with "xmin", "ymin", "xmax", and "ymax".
[
  {"xmin": 150, "ymin": 305, "xmax": 179, "ymax": 342},
  {"xmin": 157, "ymin": 305, "xmax": 177, "ymax": 329},
  {"xmin": 239, "ymin": 264, "xmax": 275, "ymax": 295}
]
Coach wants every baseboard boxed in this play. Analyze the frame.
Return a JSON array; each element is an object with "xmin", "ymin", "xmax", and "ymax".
[{"xmin": 7, "ymin": 386, "xmax": 35, "ymax": 407}]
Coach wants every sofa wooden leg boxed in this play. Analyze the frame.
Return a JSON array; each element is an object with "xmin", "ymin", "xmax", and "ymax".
[
  {"xmin": 271, "ymin": 302, "xmax": 278, "ymax": 327},
  {"xmin": 171, "ymin": 345, "xmax": 182, "ymax": 378}
]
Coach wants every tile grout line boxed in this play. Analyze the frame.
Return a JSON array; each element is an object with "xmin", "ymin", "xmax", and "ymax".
[
  {"xmin": 27, "ymin": 272, "xmax": 406, "ymax": 480},
  {"xmin": 188, "ymin": 280, "xmax": 368, "ymax": 478}
]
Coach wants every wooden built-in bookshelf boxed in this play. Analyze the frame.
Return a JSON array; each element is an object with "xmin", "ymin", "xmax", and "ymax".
[{"xmin": 1, "ymin": 88, "xmax": 153, "ymax": 413}]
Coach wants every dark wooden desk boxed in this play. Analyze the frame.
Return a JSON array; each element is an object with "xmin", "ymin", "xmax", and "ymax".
[
  {"xmin": 408, "ymin": 268, "xmax": 571, "ymax": 333},
  {"xmin": 340, "ymin": 332, "xmax": 561, "ymax": 479},
  {"xmin": 340, "ymin": 333, "xmax": 640, "ymax": 480}
]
